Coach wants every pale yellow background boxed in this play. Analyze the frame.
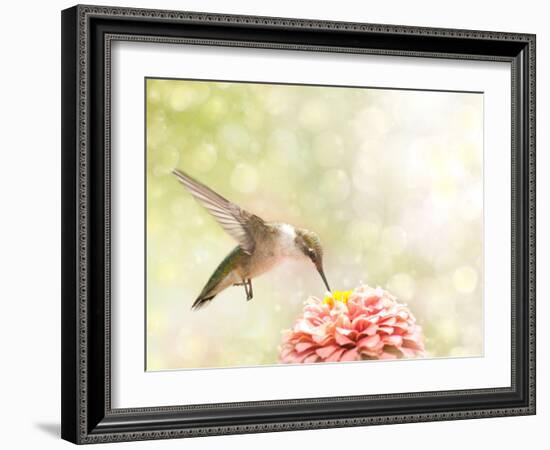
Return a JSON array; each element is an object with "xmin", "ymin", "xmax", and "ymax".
[{"xmin": 146, "ymin": 78, "xmax": 483, "ymax": 370}]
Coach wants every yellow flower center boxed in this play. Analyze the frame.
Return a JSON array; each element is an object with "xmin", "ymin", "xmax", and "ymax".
[{"xmin": 323, "ymin": 290, "xmax": 352, "ymax": 307}]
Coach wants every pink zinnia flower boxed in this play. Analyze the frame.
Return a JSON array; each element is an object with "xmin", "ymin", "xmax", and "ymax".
[{"xmin": 279, "ymin": 285, "xmax": 425, "ymax": 364}]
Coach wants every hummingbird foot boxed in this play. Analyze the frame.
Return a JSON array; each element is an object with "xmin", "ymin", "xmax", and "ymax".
[{"xmin": 242, "ymin": 278, "xmax": 253, "ymax": 301}]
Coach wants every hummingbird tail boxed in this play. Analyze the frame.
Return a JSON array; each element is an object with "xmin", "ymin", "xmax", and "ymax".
[{"xmin": 191, "ymin": 294, "xmax": 216, "ymax": 310}]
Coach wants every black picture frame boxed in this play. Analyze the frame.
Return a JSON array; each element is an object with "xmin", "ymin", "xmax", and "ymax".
[{"xmin": 61, "ymin": 4, "xmax": 536, "ymax": 444}]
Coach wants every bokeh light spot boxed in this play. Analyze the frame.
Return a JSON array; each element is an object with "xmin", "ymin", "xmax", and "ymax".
[
  {"xmin": 189, "ymin": 143, "xmax": 218, "ymax": 173},
  {"xmin": 231, "ymin": 163, "xmax": 258, "ymax": 193},
  {"xmin": 154, "ymin": 263, "xmax": 178, "ymax": 283},
  {"xmin": 320, "ymin": 169, "xmax": 350, "ymax": 203},
  {"xmin": 452, "ymin": 266, "xmax": 478, "ymax": 294},
  {"xmin": 387, "ymin": 273, "xmax": 416, "ymax": 301},
  {"xmin": 202, "ymin": 96, "xmax": 228, "ymax": 119},
  {"xmin": 217, "ymin": 122, "xmax": 250, "ymax": 157},
  {"xmin": 313, "ymin": 131, "xmax": 345, "ymax": 167},
  {"xmin": 169, "ymin": 84, "xmax": 210, "ymax": 111},
  {"xmin": 381, "ymin": 226, "xmax": 408, "ymax": 255},
  {"xmin": 267, "ymin": 128, "xmax": 300, "ymax": 166},
  {"xmin": 151, "ymin": 146, "xmax": 180, "ymax": 176},
  {"xmin": 299, "ymin": 98, "xmax": 330, "ymax": 130}
]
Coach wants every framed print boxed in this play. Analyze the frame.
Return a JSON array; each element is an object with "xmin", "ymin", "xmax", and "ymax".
[{"xmin": 61, "ymin": 5, "xmax": 536, "ymax": 444}]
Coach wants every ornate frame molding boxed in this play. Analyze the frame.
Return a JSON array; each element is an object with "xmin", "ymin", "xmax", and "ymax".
[{"xmin": 61, "ymin": 4, "xmax": 536, "ymax": 444}]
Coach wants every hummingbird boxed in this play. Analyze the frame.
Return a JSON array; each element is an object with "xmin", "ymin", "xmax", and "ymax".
[{"xmin": 172, "ymin": 169, "xmax": 331, "ymax": 310}]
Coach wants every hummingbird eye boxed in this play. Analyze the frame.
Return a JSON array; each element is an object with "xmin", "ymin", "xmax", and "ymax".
[{"xmin": 306, "ymin": 247, "xmax": 315, "ymax": 258}]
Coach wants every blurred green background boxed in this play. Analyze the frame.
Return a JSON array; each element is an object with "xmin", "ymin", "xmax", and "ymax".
[{"xmin": 146, "ymin": 78, "xmax": 483, "ymax": 370}]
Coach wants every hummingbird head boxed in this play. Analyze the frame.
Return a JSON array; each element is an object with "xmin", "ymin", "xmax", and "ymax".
[{"xmin": 295, "ymin": 229, "xmax": 331, "ymax": 292}]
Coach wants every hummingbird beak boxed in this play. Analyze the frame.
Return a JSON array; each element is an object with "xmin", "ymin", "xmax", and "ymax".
[{"xmin": 316, "ymin": 264, "xmax": 331, "ymax": 292}]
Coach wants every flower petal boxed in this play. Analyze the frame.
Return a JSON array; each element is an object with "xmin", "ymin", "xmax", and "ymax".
[
  {"xmin": 326, "ymin": 348, "xmax": 346, "ymax": 362},
  {"xmin": 303, "ymin": 353, "xmax": 320, "ymax": 363},
  {"xmin": 334, "ymin": 331, "xmax": 354, "ymax": 346},
  {"xmin": 384, "ymin": 335, "xmax": 403, "ymax": 346},
  {"xmin": 315, "ymin": 344, "xmax": 340, "ymax": 359},
  {"xmin": 295, "ymin": 342, "xmax": 316, "ymax": 353},
  {"xmin": 357, "ymin": 334, "xmax": 380, "ymax": 349},
  {"xmin": 340, "ymin": 347, "xmax": 359, "ymax": 361},
  {"xmin": 378, "ymin": 326, "xmax": 394, "ymax": 334}
]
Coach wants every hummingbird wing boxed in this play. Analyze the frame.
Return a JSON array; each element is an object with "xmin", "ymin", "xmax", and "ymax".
[{"xmin": 172, "ymin": 169, "xmax": 264, "ymax": 255}]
